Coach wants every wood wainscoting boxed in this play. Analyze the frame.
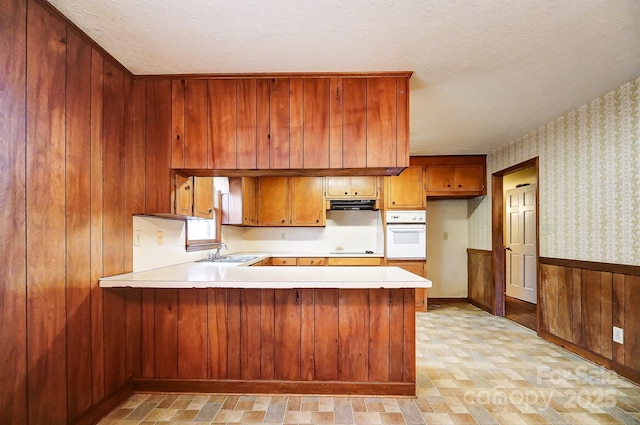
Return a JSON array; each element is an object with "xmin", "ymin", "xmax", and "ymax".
[
  {"xmin": 466, "ymin": 249, "xmax": 640, "ymax": 385},
  {"xmin": 467, "ymin": 249, "xmax": 495, "ymax": 313},
  {"xmin": 539, "ymin": 258, "xmax": 640, "ymax": 384}
]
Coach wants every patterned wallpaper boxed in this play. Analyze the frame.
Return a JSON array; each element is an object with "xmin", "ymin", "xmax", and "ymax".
[{"xmin": 468, "ymin": 76, "xmax": 640, "ymax": 266}]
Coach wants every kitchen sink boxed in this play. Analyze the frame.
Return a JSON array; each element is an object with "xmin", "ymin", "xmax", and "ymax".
[{"xmin": 197, "ymin": 255, "xmax": 260, "ymax": 263}]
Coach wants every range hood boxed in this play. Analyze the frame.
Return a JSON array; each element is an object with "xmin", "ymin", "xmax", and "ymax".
[{"xmin": 329, "ymin": 199, "xmax": 377, "ymax": 211}]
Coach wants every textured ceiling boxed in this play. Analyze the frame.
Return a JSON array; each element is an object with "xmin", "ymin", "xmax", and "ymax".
[{"xmin": 47, "ymin": 0, "xmax": 640, "ymax": 155}]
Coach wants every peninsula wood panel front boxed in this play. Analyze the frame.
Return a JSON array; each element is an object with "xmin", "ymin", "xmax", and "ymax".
[{"xmin": 139, "ymin": 288, "xmax": 416, "ymax": 394}]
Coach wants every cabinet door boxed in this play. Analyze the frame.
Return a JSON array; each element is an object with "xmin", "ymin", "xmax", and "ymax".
[
  {"xmin": 192, "ymin": 177, "xmax": 214, "ymax": 219},
  {"xmin": 174, "ymin": 173, "xmax": 192, "ymax": 215},
  {"xmin": 325, "ymin": 177, "xmax": 352, "ymax": 198},
  {"xmin": 269, "ymin": 78, "xmax": 290, "ymax": 169},
  {"xmin": 425, "ymin": 166, "xmax": 455, "ymax": 191},
  {"xmin": 349, "ymin": 176, "xmax": 377, "ymax": 197},
  {"xmin": 454, "ymin": 164, "xmax": 485, "ymax": 191},
  {"xmin": 184, "ymin": 80, "xmax": 209, "ymax": 168},
  {"xmin": 291, "ymin": 177, "xmax": 325, "ymax": 226},
  {"xmin": 209, "ymin": 79, "xmax": 237, "ymax": 169},
  {"xmin": 257, "ymin": 176, "xmax": 290, "ymax": 225},
  {"xmin": 342, "ymin": 78, "xmax": 367, "ymax": 168},
  {"xmin": 241, "ymin": 177, "xmax": 257, "ymax": 225},
  {"xmin": 236, "ymin": 79, "xmax": 258, "ymax": 169},
  {"xmin": 367, "ymin": 77, "xmax": 397, "ymax": 168},
  {"xmin": 386, "ymin": 260, "xmax": 427, "ymax": 311},
  {"xmin": 303, "ymin": 79, "xmax": 330, "ymax": 168},
  {"xmin": 385, "ymin": 166, "xmax": 424, "ymax": 209}
]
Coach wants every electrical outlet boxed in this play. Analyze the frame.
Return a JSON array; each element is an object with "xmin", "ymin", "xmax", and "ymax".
[
  {"xmin": 613, "ymin": 326, "xmax": 624, "ymax": 344},
  {"xmin": 280, "ymin": 232, "xmax": 286, "ymax": 240},
  {"xmin": 134, "ymin": 230, "xmax": 142, "ymax": 247},
  {"xmin": 156, "ymin": 231, "xmax": 163, "ymax": 245}
]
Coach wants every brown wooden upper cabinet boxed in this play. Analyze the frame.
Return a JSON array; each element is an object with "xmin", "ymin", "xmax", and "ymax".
[
  {"xmin": 172, "ymin": 173, "xmax": 214, "ymax": 219},
  {"xmin": 222, "ymin": 177, "xmax": 257, "ymax": 225},
  {"xmin": 256, "ymin": 176, "xmax": 325, "ymax": 226},
  {"xmin": 384, "ymin": 166, "xmax": 426, "ymax": 209},
  {"xmin": 411, "ymin": 155, "xmax": 487, "ymax": 197},
  {"xmin": 325, "ymin": 176, "xmax": 379, "ymax": 199},
  {"xmin": 171, "ymin": 74, "xmax": 410, "ymax": 174}
]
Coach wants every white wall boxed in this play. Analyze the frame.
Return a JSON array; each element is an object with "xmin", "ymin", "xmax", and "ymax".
[
  {"xmin": 426, "ymin": 200, "xmax": 469, "ymax": 298},
  {"xmin": 132, "ymin": 215, "xmax": 217, "ymax": 272}
]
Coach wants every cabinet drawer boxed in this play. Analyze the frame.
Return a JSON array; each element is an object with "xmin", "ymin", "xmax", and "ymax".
[
  {"xmin": 271, "ymin": 257, "xmax": 296, "ymax": 266},
  {"xmin": 297, "ymin": 257, "xmax": 327, "ymax": 266},
  {"xmin": 327, "ymin": 257, "xmax": 382, "ymax": 266}
]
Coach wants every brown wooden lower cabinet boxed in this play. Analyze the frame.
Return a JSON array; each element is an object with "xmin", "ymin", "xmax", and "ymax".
[
  {"xmin": 138, "ymin": 287, "xmax": 416, "ymax": 396},
  {"xmin": 385, "ymin": 260, "xmax": 427, "ymax": 312}
]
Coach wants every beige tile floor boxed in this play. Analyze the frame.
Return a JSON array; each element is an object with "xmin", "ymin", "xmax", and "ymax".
[{"xmin": 98, "ymin": 303, "xmax": 640, "ymax": 424}]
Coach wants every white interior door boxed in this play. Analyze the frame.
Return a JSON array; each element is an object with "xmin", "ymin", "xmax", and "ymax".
[{"xmin": 505, "ymin": 185, "xmax": 537, "ymax": 304}]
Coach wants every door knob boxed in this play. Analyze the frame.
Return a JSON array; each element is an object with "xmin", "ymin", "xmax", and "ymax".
[{"xmin": 505, "ymin": 246, "xmax": 512, "ymax": 251}]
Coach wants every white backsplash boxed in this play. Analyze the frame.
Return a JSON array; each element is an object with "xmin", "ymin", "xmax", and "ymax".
[{"xmin": 239, "ymin": 210, "xmax": 384, "ymax": 254}]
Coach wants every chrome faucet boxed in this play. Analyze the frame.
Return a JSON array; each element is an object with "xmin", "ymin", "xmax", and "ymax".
[{"xmin": 207, "ymin": 243, "xmax": 227, "ymax": 261}]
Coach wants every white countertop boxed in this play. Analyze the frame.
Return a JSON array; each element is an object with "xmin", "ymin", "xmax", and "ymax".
[{"xmin": 100, "ymin": 261, "xmax": 432, "ymax": 289}]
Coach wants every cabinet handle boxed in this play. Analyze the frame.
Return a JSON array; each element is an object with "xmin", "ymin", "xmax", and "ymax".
[
  {"xmin": 354, "ymin": 192, "xmax": 358, "ymax": 195},
  {"xmin": 316, "ymin": 219, "xmax": 319, "ymax": 223},
  {"xmin": 392, "ymin": 201, "xmax": 396, "ymax": 204},
  {"xmin": 447, "ymin": 184, "xmax": 451, "ymax": 187},
  {"xmin": 344, "ymin": 192, "xmax": 348, "ymax": 195},
  {"xmin": 208, "ymin": 208, "xmax": 213, "ymax": 213},
  {"xmin": 281, "ymin": 219, "xmax": 285, "ymax": 223},
  {"xmin": 458, "ymin": 184, "xmax": 462, "ymax": 187},
  {"xmin": 176, "ymin": 134, "xmax": 180, "ymax": 140}
]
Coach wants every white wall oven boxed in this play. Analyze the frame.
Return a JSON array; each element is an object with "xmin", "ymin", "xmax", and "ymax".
[{"xmin": 385, "ymin": 211, "xmax": 427, "ymax": 259}]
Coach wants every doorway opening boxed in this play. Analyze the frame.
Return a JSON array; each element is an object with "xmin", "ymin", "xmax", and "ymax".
[{"xmin": 491, "ymin": 158, "xmax": 539, "ymax": 331}]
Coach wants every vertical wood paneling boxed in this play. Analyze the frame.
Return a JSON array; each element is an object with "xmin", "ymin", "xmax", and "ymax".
[
  {"xmin": 141, "ymin": 290, "xmax": 155, "ymax": 378},
  {"xmin": 369, "ymin": 289, "xmax": 390, "ymax": 382},
  {"xmin": 557, "ymin": 267, "xmax": 573, "ymax": 342},
  {"xmin": 600, "ymin": 272, "xmax": 613, "ymax": 359},
  {"xmin": 314, "ymin": 289, "xmax": 339, "ymax": 380},
  {"xmin": 366, "ymin": 77, "xmax": 397, "ymax": 167},
  {"xmin": 171, "ymin": 80, "xmax": 184, "ymax": 168},
  {"xmin": 261, "ymin": 289, "xmax": 276, "ymax": 380},
  {"xmin": 300, "ymin": 289, "xmax": 315, "ymax": 381},
  {"xmin": 208, "ymin": 288, "xmax": 228, "ymax": 379},
  {"xmin": 540, "ymin": 264, "xmax": 558, "ymax": 334},
  {"xmin": 624, "ymin": 276, "xmax": 640, "ymax": 370},
  {"xmin": 581, "ymin": 270, "xmax": 603, "ymax": 355},
  {"xmin": 303, "ymin": 78, "xmax": 330, "ymax": 168},
  {"xmin": 26, "ymin": 2, "xmax": 67, "ymax": 422},
  {"xmin": 570, "ymin": 268, "xmax": 582, "ymax": 346},
  {"xmin": 65, "ymin": 29, "xmax": 93, "ymax": 419},
  {"xmin": 275, "ymin": 289, "xmax": 301, "ymax": 380},
  {"xmin": 329, "ymin": 78, "xmax": 343, "ymax": 168},
  {"xmin": 184, "ymin": 80, "xmax": 209, "ymax": 168},
  {"xmin": 145, "ymin": 80, "xmax": 172, "ymax": 213},
  {"xmin": 89, "ymin": 48, "xmax": 105, "ymax": 403},
  {"xmin": 125, "ymin": 289, "xmax": 142, "ymax": 380},
  {"xmin": 388, "ymin": 290, "xmax": 405, "ymax": 382},
  {"xmin": 396, "ymin": 77, "xmax": 409, "ymax": 167},
  {"xmin": 612, "ymin": 274, "xmax": 625, "ymax": 365},
  {"xmin": 178, "ymin": 289, "xmax": 208, "ymax": 378},
  {"xmin": 339, "ymin": 289, "xmax": 369, "ymax": 382},
  {"xmin": 256, "ymin": 79, "xmax": 270, "ymax": 169},
  {"xmin": 155, "ymin": 289, "xmax": 179, "ymax": 378},
  {"xmin": 237, "ymin": 79, "xmax": 257, "ymax": 169},
  {"xmin": 102, "ymin": 60, "xmax": 128, "ymax": 396},
  {"xmin": 103, "ymin": 289, "xmax": 127, "ymax": 394},
  {"xmin": 0, "ymin": 0, "xmax": 27, "ymax": 422},
  {"xmin": 289, "ymin": 78, "xmax": 304, "ymax": 169},
  {"xmin": 269, "ymin": 78, "xmax": 290, "ymax": 169},
  {"xmin": 124, "ymin": 78, "xmax": 147, "ymax": 268},
  {"xmin": 342, "ymin": 78, "xmax": 367, "ymax": 168},
  {"xmin": 209, "ymin": 79, "xmax": 237, "ymax": 169},
  {"xmin": 241, "ymin": 289, "xmax": 262, "ymax": 380},
  {"xmin": 402, "ymin": 289, "xmax": 415, "ymax": 383},
  {"xmin": 226, "ymin": 289, "xmax": 242, "ymax": 379}
]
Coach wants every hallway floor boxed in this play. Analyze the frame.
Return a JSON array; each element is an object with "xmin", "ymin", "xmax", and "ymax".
[{"xmin": 98, "ymin": 303, "xmax": 640, "ymax": 424}]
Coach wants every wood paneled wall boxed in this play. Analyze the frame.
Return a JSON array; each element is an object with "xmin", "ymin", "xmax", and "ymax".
[
  {"xmin": 539, "ymin": 258, "xmax": 640, "ymax": 382},
  {"xmin": 136, "ymin": 288, "xmax": 416, "ymax": 395},
  {"xmin": 466, "ymin": 250, "xmax": 640, "ymax": 384},
  {"xmin": 0, "ymin": 1, "xmax": 158, "ymax": 423},
  {"xmin": 467, "ymin": 249, "xmax": 494, "ymax": 313}
]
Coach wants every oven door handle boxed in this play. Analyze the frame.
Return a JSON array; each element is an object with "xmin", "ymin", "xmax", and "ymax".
[{"xmin": 387, "ymin": 226, "xmax": 425, "ymax": 232}]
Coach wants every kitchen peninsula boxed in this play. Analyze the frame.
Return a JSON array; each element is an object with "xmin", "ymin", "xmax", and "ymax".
[{"xmin": 100, "ymin": 261, "xmax": 431, "ymax": 396}]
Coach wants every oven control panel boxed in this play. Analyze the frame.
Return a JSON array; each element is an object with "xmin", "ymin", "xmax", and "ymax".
[{"xmin": 385, "ymin": 210, "xmax": 426, "ymax": 224}]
